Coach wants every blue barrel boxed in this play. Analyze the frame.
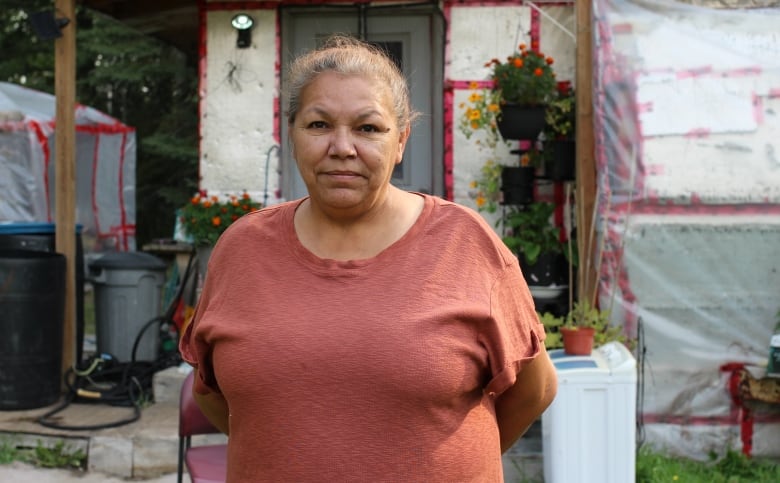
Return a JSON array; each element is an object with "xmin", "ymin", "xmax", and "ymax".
[{"xmin": 0, "ymin": 250, "xmax": 66, "ymax": 409}]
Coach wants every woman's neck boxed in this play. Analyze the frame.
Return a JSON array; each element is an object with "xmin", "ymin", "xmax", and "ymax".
[{"xmin": 294, "ymin": 188, "xmax": 424, "ymax": 261}]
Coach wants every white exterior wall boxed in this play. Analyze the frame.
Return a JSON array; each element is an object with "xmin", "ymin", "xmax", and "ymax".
[
  {"xmin": 449, "ymin": 4, "xmax": 576, "ymax": 222},
  {"xmin": 200, "ymin": 6, "xmax": 282, "ymax": 205}
]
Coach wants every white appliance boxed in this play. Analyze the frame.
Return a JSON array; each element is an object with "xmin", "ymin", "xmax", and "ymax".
[{"xmin": 542, "ymin": 341, "xmax": 637, "ymax": 483}]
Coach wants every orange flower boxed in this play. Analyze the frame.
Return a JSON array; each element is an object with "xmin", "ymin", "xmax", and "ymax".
[
  {"xmin": 202, "ymin": 200, "xmax": 212, "ymax": 208},
  {"xmin": 469, "ymin": 81, "xmax": 479, "ymax": 90},
  {"xmin": 546, "ymin": 57, "xmax": 554, "ymax": 65},
  {"xmin": 190, "ymin": 195, "xmax": 200, "ymax": 205},
  {"xmin": 468, "ymin": 92, "xmax": 483, "ymax": 103},
  {"xmin": 241, "ymin": 192, "xmax": 251, "ymax": 200},
  {"xmin": 242, "ymin": 204, "xmax": 250, "ymax": 211},
  {"xmin": 487, "ymin": 103, "xmax": 499, "ymax": 112},
  {"xmin": 470, "ymin": 121, "xmax": 479, "ymax": 129},
  {"xmin": 518, "ymin": 43, "xmax": 527, "ymax": 51},
  {"xmin": 513, "ymin": 58, "xmax": 523, "ymax": 68},
  {"xmin": 534, "ymin": 67, "xmax": 544, "ymax": 77},
  {"xmin": 211, "ymin": 216, "xmax": 222, "ymax": 227},
  {"xmin": 475, "ymin": 195, "xmax": 486, "ymax": 208}
]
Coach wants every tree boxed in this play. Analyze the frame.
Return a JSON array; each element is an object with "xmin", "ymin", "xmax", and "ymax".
[{"xmin": 0, "ymin": 0, "xmax": 199, "ymax": 248}]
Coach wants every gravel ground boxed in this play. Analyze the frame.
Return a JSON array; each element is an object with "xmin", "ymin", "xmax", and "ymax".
[{"xmin": 0, "ymin": 461, "xmax": 178, "ymax": 482}]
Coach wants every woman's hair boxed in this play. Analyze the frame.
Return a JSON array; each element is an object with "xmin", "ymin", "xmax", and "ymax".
[{"xmin": 285, "ymin": 34, "xmax": 419, "ymax": 131}]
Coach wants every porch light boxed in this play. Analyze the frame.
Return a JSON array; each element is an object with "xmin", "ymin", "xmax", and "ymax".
[
  {"xmin": 231, "ymin": 14, "xmax": 254, "ymax": 49},
  {"xmin": 29, "ymin": 11, "xmax": 71, "ymax": 40}
]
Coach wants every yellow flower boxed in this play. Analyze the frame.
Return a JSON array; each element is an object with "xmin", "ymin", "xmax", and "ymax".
[
  {"xmin": 487, "ymin": 103, "xmax": 499, "ymax": 112},
  {"xmin": 470, "ymin": 121, "xmax": 479, "ymax": 129},
  {"xmin": 475, "ymin": 195, "xmax": 486, "ymax": 208},
  {"xmin": 468, "ymin": 92, "xmax": 483, "ymax": 103},
  {"xmin": 469, "ymin": 180, "xmax": 478, "ymax": 188},
  {"xmin": 469, "ymin": 81, "xmax": 479, "ymax": 90},
  {"xmin": 468, "ymin": 109, "xmax": 481, "ymax": 121}
]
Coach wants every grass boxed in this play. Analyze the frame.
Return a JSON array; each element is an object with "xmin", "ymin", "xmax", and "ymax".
[
  {"xmin": 0, "ymin": 438, "xmax": 86, "ymax": 470},
  {"xmin": 507, "ymin": 447, "xmax": 780, "ymax": 483},
  {"xmin": 636, "ymin": 447, "xmax": 780, "ymax": 483}
]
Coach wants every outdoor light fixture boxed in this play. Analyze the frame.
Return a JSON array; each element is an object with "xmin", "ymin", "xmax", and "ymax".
[
  {"xmin": 231, "ymin": 14, "xmax": 254, "ymax": 49},
  {"xmin": 29, "ymin": 11, "xmax": 71, "ymax": 40}
]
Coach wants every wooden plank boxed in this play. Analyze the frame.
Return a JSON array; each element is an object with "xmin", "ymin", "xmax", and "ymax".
[
  {"xmin": 575, "ymin": 0, "xmax": 598, "ymax": 304},
  {"xmin": 54, "ymin": 0, "xmax": 77, "ymax": 382}
]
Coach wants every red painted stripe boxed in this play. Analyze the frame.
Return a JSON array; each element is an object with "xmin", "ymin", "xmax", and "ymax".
[
  {"xmin": 118, "ymin": 132, "xmax": 129, "ymax": 251},
  {"xmin": 28, "ymin": 121, "xmax": 53, "ymax": 221},
  {"xmin": 91, "ymin": 133, "xmax": 102, "ymax": 243}
]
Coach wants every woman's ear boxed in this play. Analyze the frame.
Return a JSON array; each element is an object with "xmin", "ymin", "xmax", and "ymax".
[{"xmin": 396, "ymin": 126, "xmax": 411, "ymax": 165}]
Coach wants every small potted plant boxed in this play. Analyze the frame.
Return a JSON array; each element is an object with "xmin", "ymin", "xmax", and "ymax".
[
  {"xmin": 554, "ymin": 300, "xmax": 624, "ymax": 355},
  {"xmin": 460, "ymin": 43, "xmax": 559, "ymax": 144}
]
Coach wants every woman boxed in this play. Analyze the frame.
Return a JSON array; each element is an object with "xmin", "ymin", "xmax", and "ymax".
[{"xmin": 180, "ymin": 35, "xmax": 557, "ymax": 482}]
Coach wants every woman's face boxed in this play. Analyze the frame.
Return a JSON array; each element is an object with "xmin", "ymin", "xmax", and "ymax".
[{"xmin": 290, "ymin": 71, "xmax": 410, "ymax": 215}]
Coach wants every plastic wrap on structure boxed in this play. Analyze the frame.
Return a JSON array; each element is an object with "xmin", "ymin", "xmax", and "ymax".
[
  {"xmin": 592, "ymin": 0, "xmax": 780, "ymax": 460},
  {"xmin": 0, "ymin": 82, "xmax": 135, "ymax": 251}
]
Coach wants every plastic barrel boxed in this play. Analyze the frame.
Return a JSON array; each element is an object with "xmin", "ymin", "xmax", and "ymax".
[
  {"xmin": 0, "ymin": 222, "xmax": 85, "ymax": 364},
  {"xmin": 0, "ymin": 250, "xmax": 66, "ymax": 410}
]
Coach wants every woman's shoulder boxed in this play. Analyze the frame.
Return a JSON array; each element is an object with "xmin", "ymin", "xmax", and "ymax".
[{"xmin": 419, "ymin": 194, "xmax": 516, "ymax": 266}]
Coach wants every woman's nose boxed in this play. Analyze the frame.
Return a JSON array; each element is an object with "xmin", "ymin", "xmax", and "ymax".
[{"xmin": 328, "ymin": 127, "xmax": 357, "ymax": 158}]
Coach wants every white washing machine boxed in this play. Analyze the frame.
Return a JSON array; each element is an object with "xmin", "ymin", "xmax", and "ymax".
[{"xmin": 542, "ymin": 341, "xmax": 637, "ymax": 483}]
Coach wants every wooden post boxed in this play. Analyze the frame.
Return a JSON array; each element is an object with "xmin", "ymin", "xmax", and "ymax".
[
  {"xmin": 575, "ymin": 0, "xmax": 598, "ymax": 304},
  {"xmin": 55, "ymin": 0, "xmax": 77, "ymax": 378}
]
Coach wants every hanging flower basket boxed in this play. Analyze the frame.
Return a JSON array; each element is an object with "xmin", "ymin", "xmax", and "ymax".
[
  {"xmin": 544, "ymin": 139, "xmax": 576, "ymax": 181},
  {"xmin": 500, "ymin": 166, "xmax": 535, "ymax": 205},
  {"xmin": 496, "ymin": 104, "xmax": 548, "ymax": 141}
]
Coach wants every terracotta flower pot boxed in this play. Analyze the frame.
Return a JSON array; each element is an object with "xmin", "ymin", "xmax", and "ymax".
[{"xmin": 560, "ymin": 326, "xmax": 595, "ymax": 356}]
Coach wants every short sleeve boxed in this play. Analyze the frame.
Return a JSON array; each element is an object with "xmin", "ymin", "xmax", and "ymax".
[
  {"xmin": 178, "ymin": 278, "xmax": 222, "ymax": 396},
  {"xmin": 482, "ymin": 261, "xmax": 546, "ymax": 397}
]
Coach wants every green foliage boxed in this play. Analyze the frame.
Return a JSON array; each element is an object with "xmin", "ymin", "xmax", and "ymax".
[
  {"xmin": 502, "ymin": 202, "xmax": 571, "ymax": 266},
  {"xmin": 636, "ymin": 447, "xmax": 780, "ymax": 483},
  {"xmin": 0, "ymin": 2, "xmax": 199, "ymax": 247},
  {"xmin": 538, "ymin": 300, "xmax": 625, "ymax": 350},
  {"xmin": 544, "ymin": 88, "xmax": 576, "ymax": 141},
  {"xmin": 179, "ymin": 191, "xmax": 263, "ymax": 246},
  {"xmin": 490, "ymin": 44, "xmax": 557, "ymax": 106},
  {"xmin": 0, "ymin": 438, "xmax": 85, "ymax": 469}
]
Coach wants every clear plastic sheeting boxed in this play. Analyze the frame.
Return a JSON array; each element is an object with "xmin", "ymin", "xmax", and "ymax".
[
  {"xmin": 593, "ymin": 0, "xmax": 780, "ymax": 459},
  {"xmin": 0, "ymin": 82, "xmax": 136, "ymax": 251}
]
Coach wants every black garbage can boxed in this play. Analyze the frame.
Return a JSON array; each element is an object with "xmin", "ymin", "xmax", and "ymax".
[
  {"xmin": 0, "ymin": 222, "xmax": 85, "ymax": 364},
  {"xmin": 0, "ymin": 250, "xmax": 66, "ymax": 409}
]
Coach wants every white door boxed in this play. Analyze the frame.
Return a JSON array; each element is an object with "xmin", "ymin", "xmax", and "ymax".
[{"xmin": 281, "ymin": 9, "xmax": 443, "ymax": 199}]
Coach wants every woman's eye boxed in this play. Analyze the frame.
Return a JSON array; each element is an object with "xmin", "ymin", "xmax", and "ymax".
[
  {"xmin": 358, "ymin": 124, "xmax": 380, "ymax": 133},
  {"xmin": 307, "ymin": 121, "xmax": 328, "ymax": 129}
]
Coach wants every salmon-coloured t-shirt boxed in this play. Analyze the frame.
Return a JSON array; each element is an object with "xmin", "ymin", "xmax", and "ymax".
[{"xmin": 180, "ymin": 194, "xmax": 544, "ymax": 482}]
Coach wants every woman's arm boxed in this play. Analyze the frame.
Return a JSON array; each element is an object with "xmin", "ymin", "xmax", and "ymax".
[
  {"xmin": 192, "ymin": 368, "xmax": 230, "ymax": 435},
  {"xmin": 494, "ymin": 348, "xmax": 558, "ymax": 453}
]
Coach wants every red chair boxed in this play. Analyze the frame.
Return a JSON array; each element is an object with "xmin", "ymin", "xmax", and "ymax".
[{"xmin": 178, "ymin": 370, "xmax": 228, "ymax": 483}]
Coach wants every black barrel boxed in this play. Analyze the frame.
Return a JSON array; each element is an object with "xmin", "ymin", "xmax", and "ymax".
[
  {"xmin": 0, "ymin": 250, "xmax": 66, "ymax": 409},
  {"xmin": 0, "ymin": 222, "xmax": 85, "ymax": 364}
]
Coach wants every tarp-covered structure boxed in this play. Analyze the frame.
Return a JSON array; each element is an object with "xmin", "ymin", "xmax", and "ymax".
[
  {"xmin": 593, "ymin": 0, "xmax": 780, "ymax": 460},
  {"xmin": 0, "ymin": 82, "xmax": 136, "ymax": 251}
]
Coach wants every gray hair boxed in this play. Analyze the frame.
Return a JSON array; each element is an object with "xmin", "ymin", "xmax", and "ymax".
[{"xmin": 285, "ymin": 34, "xmax": 419, "ymax": 131}]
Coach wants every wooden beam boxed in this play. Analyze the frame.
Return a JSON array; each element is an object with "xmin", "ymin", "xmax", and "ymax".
[
  {"xmin": 575, "ymin": 0, "xmax": 598, "ymax": 304},
  {"xmin": 55, "ymin": 0, "xmax": 77, "ymax": 378}
]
